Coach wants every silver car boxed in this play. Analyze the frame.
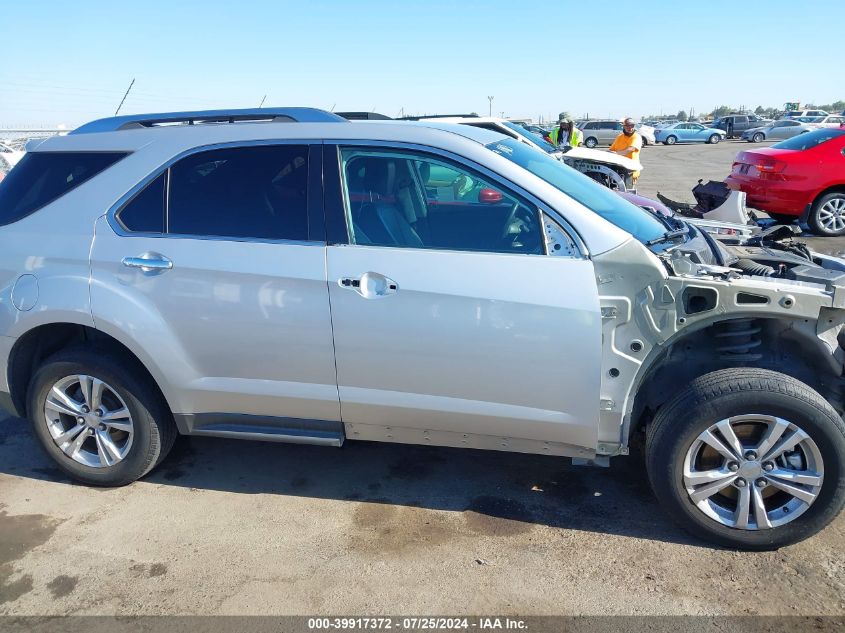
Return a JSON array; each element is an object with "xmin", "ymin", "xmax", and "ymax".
[
  {"xmin": 1, "ymin": 107, "xmax": 844, "ymax": 550},
  {"xmin": 578, "ymin": 120, "xmax": 624, "ymax": 147},
  {"xmin": 741, "ymin": 119, "xmax": 814, "ymax": 142}
]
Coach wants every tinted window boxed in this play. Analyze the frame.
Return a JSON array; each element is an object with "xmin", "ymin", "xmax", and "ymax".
[
  {"xmin": 485, "ymin": 138, "xmax": 667, "ymax": 245},
  {"xmin": 168, "ymin": 145, "xmax": 309, "ymax": 240},
  {"xmin": 340, "ymin": 148, "xmax": 543, "ymax": 255},
  {"xmin": 772, "ymin": 128, "xmax": 844, "ymax": 151},
  {"xmin": 0, "ymin": 152, "xmax": 126, "ymax": 226},
  {"xmin": 584, "ymin": 122, "xmax": 599, "ymax": 130},
  {"xmin": 735, "ymin": 116, "xmax": 748, "ymax": 123},
  {"xmin": 117, "ymin": 172, "xmax": 166, "ymax": 233}
]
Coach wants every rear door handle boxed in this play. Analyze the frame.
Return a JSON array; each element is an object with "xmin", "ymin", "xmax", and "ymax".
[
  {"xmin": 339, "ymin": 272, "xmax": 398, "ymax": 298},
  {"xmin": 122, "ymin": 253, "xmax": 173, "ymax": 274}
]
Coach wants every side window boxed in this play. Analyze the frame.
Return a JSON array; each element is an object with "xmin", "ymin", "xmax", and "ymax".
[
  {"xmin": 117, "ymin": 172, "xmax": 166, "ymax": 233},
  {"xmin": 736, "ymin": 116, "xmax": 748, "ymax": 124},
  {"xmin": 168, "ymin": 145, "xmax": 309, "ymax": 241},
  {"xmin": 613, "ymin": 122, "xmax": 623, "ymax": 131},
  {"xmin": 584, "ymin": 122, "xmax": 598, "ymax": 130},
  {"xmin": 340, "ymin": 148, "xmax": 543, "ymax": 255},
  {"xmin": 0, "ymin": 152, "xmax": 126, "ymax": 226}
]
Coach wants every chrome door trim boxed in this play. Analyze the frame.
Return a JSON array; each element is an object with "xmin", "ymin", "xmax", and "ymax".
[{"xmin": 323, "ymin": 140, "xmax": 590, "ymax": 259}]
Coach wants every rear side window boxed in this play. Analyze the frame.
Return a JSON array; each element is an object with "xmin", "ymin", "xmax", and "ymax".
[
  {"xmin": 117, "ymin": 172, "xmax": 166, "ymax": 233},
  {"xmin": 0, "ymin": 152, "xmax": 126, "ymax": 226},
  {"xmin": 167, "ymin": 145, "xmax": 309, "ymax": 241}
]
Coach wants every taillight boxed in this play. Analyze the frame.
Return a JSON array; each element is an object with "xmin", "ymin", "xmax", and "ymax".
[{"xmin": 755, "ymin": 158, "xmax": 787, "ymax": 173}]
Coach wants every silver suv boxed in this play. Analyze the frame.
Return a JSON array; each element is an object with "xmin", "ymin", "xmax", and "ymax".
[{"xmin": 1, "ymin": 107, "xmax": 844, "ymax": 550}]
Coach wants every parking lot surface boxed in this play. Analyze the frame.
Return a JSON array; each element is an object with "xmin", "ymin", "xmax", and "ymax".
[{"xmin": 1, "ymin": 141, "xmax": 844, "ymax": 617}]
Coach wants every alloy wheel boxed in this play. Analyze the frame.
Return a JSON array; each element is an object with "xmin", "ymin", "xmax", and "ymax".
[
  {"xmin": 43, "ymin": 375, "xmax": 134, "ymax": 468},
  {"xmin": 683, "ymin": 414, "xmax": 823, "ymax": 530},
  {"xmin": 817, "ymin": 197, "xmax": 845, "ymax": 234}
]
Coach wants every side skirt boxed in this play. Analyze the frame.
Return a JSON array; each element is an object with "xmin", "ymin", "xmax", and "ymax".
[{"xmin": 176, "ymin": 413, "xmax": 344, "ymax": 447}]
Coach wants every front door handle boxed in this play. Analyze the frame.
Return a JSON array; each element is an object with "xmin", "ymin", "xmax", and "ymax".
[
  {"xmin": 122, "ymin": 252, "xmax": 173, "ymax": 275},
  {"xmin": 339, "ymin": 272, "xmax": 398, "ymax": 299}
]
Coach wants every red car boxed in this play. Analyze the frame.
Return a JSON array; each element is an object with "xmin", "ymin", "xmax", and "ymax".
[{"xmin": 725, "ymin": 128, "xmax": 845, "ymax": 236}]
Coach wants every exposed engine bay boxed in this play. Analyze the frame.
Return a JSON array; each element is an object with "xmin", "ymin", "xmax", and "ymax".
[{"xmin": 661, "ymin": 222, "xmax": 845, "ymax": 293}]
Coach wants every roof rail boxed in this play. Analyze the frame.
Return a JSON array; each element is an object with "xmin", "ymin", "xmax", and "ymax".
[
  {"xmin": 397, "ymin": 113, "xmax": 480, "ymax": 121},
  {"xmin": 71, "ymin": 107, "xmax": 346, "ymax": 135},
  {"xmin": 337, "ymin": 112, "xmax": 393, "ymax": 121}
]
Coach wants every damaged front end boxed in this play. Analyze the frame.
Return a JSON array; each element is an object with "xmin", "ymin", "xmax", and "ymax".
[{"xmin": 591, "ymin": 227, "xmax": 845, "ymax": 457}]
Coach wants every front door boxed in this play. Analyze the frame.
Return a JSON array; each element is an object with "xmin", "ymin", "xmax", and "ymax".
[
  {"xmin": 90, "ymin": 142, "xmax": 340, "ymax": 429},
  {"xmin": 324, "ymin": 145, "xmax": 602, "ymax": 452}
]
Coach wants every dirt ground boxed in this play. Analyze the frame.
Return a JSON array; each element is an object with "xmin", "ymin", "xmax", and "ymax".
[{"xmin": 1, "ymin": 141, "xmax": 843, "ymax": 617}]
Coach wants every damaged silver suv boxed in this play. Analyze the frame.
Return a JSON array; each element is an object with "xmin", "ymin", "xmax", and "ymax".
[{"xmin": 0, "ymin": 108, "xmax": 843, "ymax": 550}]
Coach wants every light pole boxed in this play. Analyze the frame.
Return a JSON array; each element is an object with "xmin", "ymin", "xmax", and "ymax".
[{"xmin": 487, "ymin": 96, "xmax": 494, "ymax": 117}]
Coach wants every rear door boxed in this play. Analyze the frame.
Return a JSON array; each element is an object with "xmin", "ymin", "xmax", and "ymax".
[
  {"xmin": 322, "ymin": 143, "xmax": 601, "ymax": 452},
  {"xmin": 90, "ymin": 142, "xmax": 341, "ymax": 433}
]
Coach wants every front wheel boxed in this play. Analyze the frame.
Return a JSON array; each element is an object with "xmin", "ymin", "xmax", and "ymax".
[
  {"xmin": 809, "ymin": 191, "xmax": 845, "ymax": 236},
  {"xmin": 584, "ymin": 137, "xmax": 598, "ymax": 148},
  {"xmin": 708, "ymin": 134, "xmax": 721, "ymax": 144},
  {"xmin": 28, "ymin": 347, "xmax": 177, "ymax": 486},
  {"xmin": 752, "ymin": 132, "xmax": 765, "ymax": 143},
  {"xmin": 646, "ymin": 368, "xmax": 845, "ymax": 550},
  {"xmin": 665, "ymin": 135, "xmax": 677, "ymax": 145}
]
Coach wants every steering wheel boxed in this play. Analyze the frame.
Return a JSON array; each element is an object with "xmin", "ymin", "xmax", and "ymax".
[{"xmin": 500, "ymin": 201, "xmax": 538, "ymax": 250}]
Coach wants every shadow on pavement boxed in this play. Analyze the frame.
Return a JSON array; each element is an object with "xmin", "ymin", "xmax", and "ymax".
[{"xmin": 0, "ymin": 415, "xmax": 704, "ymax": 547}]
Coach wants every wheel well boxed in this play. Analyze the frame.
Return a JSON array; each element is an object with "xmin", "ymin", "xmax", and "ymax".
[
  {"xmin": 7, "ymin": 323, "xmax": 168, "ymax": 419},
  {"xmin": 810, "ymin": 185, "xmax": 845, "ymax": 211},
  {"xmin": 631, "ymin": 316, "xmax": 844, "ymax": 436}
]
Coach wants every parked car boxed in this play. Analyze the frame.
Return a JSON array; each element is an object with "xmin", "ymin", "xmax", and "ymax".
[
  {"xmin": 709, "ymin": 115, "xmax": 771, "ymax": 139},
  {"xmin": 784, "ymin": 110, "xmax": 829, "ymax": 119},
  {"xmin": 578, "ymin": 120, "xmax": 624, "ymax": 147},
  {"xmin": 726, "ymin": 127, "xmax": 845, "ymax": 235},
  {"xmin": 808, "ymin": 115, "xmax": 845, "ymax": 129},
  {"xmin": 0, "ymin": 142, "xmax": 24, "ymax": 170},
  {"xmin": 655, "ymin": 123, "xmax": 726, "ymax": 145},
  {"xmin": 740, "ymin": 119, "xmax": 814, "ymax": 143},
  {"xmin": 419, "ymin": 116, "xmax": 560, "ymax": 155},
  {"xmin": 2, "ymin": 107, "xmax": 845, "ymax": 550},
  {"xmin": 635, "ymin": 124, "xmax": 655, "ymax": 146}
]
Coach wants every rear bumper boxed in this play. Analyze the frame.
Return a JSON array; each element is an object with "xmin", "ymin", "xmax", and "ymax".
[{"xmin": 724, "ymin": 176, "xmax": 809, "ymax": 216}]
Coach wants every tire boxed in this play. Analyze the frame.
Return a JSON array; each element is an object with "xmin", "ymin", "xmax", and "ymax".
[
  {"xmin": 767, "ymin": 213, "xmax": 797, "ymax": 225},
  {"xmin": 584, "ymin": 137, "xmax": 598, "ymax": 148},
  {"xmin": 642, "ymin": 137, "xmax": 649, "ymax": 147},
  {"xmin": 708, "ymin": 134, "xmax": 720, "ymax": 145},
  {"xmin": 808, "ymin": 191, "xmax": 845, "ymax": 237},
  {"xmin": 752, "ymin": 133, "xmax": 765, "ymax": 143},
  {"xmin": 27, "ymin": 347, "xmax": 177, "ymax": 486},
  {"xmin": 665, "ymin": 135, "xmax": 677, "ymax": 145},
  {"xmin": 645, "ymin": 368, "xmax": 845, "ymax": 550}
]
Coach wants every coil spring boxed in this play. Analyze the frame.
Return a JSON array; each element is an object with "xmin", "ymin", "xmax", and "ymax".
[{"xmin": 714, "ymin": 318, "xmax": 763, "ymax": 361}]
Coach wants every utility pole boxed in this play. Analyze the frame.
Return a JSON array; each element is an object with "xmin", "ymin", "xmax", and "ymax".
[
  {"xmin": 487, "ymin": 96, "xmax": 494, "ymax": 117},
  {"xmin": 114, "ymin": 78, "xmax": 135, "ymax": 116}
]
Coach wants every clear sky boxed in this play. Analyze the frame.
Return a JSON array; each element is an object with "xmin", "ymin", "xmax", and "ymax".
[{"xmin": 2, "ymin": 0, "xmax": 842, "ymax": 127}]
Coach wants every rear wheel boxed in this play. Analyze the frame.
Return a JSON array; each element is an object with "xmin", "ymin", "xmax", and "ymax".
[
  {"xmin": 584, "ymin": 137, "xmax": 598, "ymax": 148},
  {"xmin": 28, "ymin": 348, "xmax": 176, "ymax": 486},
  {"xmin": 752, "ymin": 132, "xmax": 765, "ymax": 143},
  {"xmin": 646, "ymin": 368, "xmax": 845, "ymax": 550},
  {"xmin": 809, "ymin": 191, "xmax": 845, "ymax": 236},
  {"xmin": 665, "ymin": 135, "xmax": 677, "ymax": 145},
  {"xmin": 708, "ymin": 134, "xmax": 721, "ymax": 144}
]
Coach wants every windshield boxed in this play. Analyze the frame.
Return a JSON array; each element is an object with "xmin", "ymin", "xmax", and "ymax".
[
  {"xmin": 500, "ymin": 121, "xmax": 558, "ymax": 153},
  {"xmin": 485, "ymin": 138, "xmax": 667, "ymax": 244},
  {"xmin": 772, "ymin": 128, "xmax": 845, "ymax": 151}
]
